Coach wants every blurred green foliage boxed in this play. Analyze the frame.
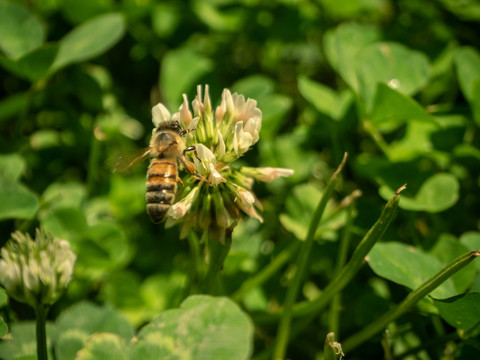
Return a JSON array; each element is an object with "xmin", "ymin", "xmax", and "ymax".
[{"xmin": 1, "ymin": 0, "xmax": 480, "ymax": 359}]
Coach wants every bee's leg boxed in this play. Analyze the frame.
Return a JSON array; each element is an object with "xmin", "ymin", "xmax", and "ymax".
[
  {"xmin": 180, "ymin": 146, "xmax": 196, "ymax": 174},
  {"xmin": 183, "ymin": 145, "xmax": 196, "ymax": 155},
  {"xmin": 178, "ymin": 153, "xmax": 206, "ymax": 182},
  {"xmin": 182, "ymin": 146, "xmax": 200, "ymax": 176},
  {"xmin": 180, "ymin": 128, "xmax": 196, "ymax": 137}
]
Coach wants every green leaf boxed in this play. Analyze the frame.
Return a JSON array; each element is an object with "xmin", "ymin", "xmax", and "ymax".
[
  {"xmin": 140, "ymin": 272, "xmax": 187, "ymax": 314},
  {"xmin": 41, "ymin": 182, "xmax": 87, "ymax": 210},
  {"xmin": 258, "ymin": 130, "xmax": 320, "ymax": 182},
  {"xmin": 131, "ymin": 295, "xmax": 253, "ymax": 360},
  {"xmin": 15, "ymin": 44, "xmax": 59, "ymax": 81},
  {"xmin": 379, "ymin": 173, "xmax": 459, "ymax": 212},
  {"xmin": 98, "ymin": 271, "xmax": 146, "ymax": 325},
  {"xmin": 0, "ymin": 316, "xmax": 7, "ymax": 337},
  {"xmin": 454, "ymin": 47, "xmax": 480, "ymax": 102},
  {"xmin": 460, "ymin": 232, "xmax": 480, "ymax": 271},
  {"xmin": 367, "ymin": 242, "xmax": 458, "ymax": 299},
  {"xmin": 0, "ymin": 44, "xmax": 58, "ymax": 81},
  {"xmin": 370, "ymin": 83, "xmax": 437, "ymax": 132},
  {"xmin": 434, "ymin": 293, "xmax": 480, "ymax": 331},
  {"xmin": 323, "ymin": 22, "xmax": 381, "ymax": 92},
  {"xmin": 0, "ymin": 175, "xmax": 39, "ymax": 220},
  {"xmin": 280, "ymin": 183, "xmax": 347, "ymax": 242},
  {"xmin": 430, "ymin": 234, "xmax": 476, "ymax": 293},
  {"xmin": 83, "ymin": 221, "xmax": 131, "ymax": 271},
  {"xmin": 260, "ymin": 94, "xmax": 293, "ymax": 138},
  {"xmin": 454, "ymin": 143, "xmax": 480, "ymax": 163},
  {"xmin": 152, "ymin": 3, "xmax": 181, "ymax": 38},
  {"xmin": 109, "ymin": 175, "xmax": 146, "ymax": 219},
  {"xmin": 356, "ymin": 42, "xmax": 430, "ymax": 110},
  {"xmin": 440, "ymin": 0, "xmax": 480, "ymax": 21},
  {"xmin": 472, "ymin": 78, "xmax": 480, "ymax": 126},
  {"xmin": 61, "ymin": 0, "xmax": 114, "ymax": 25},
  {"xmin": 387, "ymin": 120, "xmax": 439, "ymax": 161},
  {"xmin": 232, "ymin": 75, "xmax": 275, "ymax": 99},
  {"xmin": 0, "ymin": 0, "xmax": 45, "ymax": 60},
  {"xmin": 319, "ymin": 0, "xmax": 386, "ymax": 18},
  {"xmin": 0, "ymin": 288, "xmax": 7, "ymax": 307},
  {"xmin": 0, "ymin": 153, "xmax": 26, "ymax": 181},
  {"xmin": 0, "ymin": 92, "xmax": 29, "ymax": 123},
  {"xmin": 51, "ymin": 13, "xmax": 126, "ymax": 72},
  {"xmin": 297, "ymin": 76, "xmax": 337, "ymax": 118},
  {"xmin": 40, "ymin": 207, "xmax": 88, "ymax": 246},
  {"xmin": 55, "ymin": 301, "xmax": 134, "ymax": 360},
  {"xmin": 232, "ymin": 75, "xmax": 292, "ymax": 139},
  {"xmin": 75, "ymin": 333, "xmax": 129, "ymax": 360},
  {"xmin": 192, "ymin": 1, "xmax": 246, "ymax": 32},
  {"xmin": 0, "ymin": 321, "xmax": 55, "ymax": 360},
  {"xmin": 160, "ymin": 48, "xmax": 214, "ymax": 109},
  {"xmin": 41, "ymin": 204, "xmax": 131, "ymax": 280}
]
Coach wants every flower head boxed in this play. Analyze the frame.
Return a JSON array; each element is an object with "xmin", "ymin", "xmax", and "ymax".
[
  {"xmin": 151, "ymin": 85, "xmax": 293, "ymax": 239},
  {"xmin": 0, "ymin": 229, "xmax": 76, "ymax": 307}
]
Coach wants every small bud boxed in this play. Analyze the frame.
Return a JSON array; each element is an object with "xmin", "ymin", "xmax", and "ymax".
[
  {"xmin": 152, "ymin": 103, "xmax": 171, "ymax": 127},
  {"xmin": 0, "ymin": 229, "xmax": 76, "ymax": 307},
  {"xmin": 227, "ymin": 183, "xmax": 263, "ymax": 223},
  {"xmin": 179, "ymin": 94, "xmax": 193, "ymax": 127}
]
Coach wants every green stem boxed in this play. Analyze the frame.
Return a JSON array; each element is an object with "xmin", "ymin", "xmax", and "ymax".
[
  {"xmin": 35, "ymin": 303, "xmax": 48, "ymax": 360},
  {"xmin": 292, "ymin": 185, "xmax": 404, "ymax": 318},
  {"xmin": 253, "ymin": 185, "xmax": 403, "ymax": 327},
  {"xmin": 235, "ymin": 191, "xmax": 361, "ymax": 304},
  {"xmin": 272, "ymin": 153, "xmax": 348, "ymax": 360},
  {"xmin": 342, "ymin": 250, "xmax": 480, "ymax": 352},
  {"xmin": 232, "ymin": 241, "xmax": 300, "ymax": 302},
  {"xmin": 363, "ymin": 119, "xmax": 391, "ymax": 159},
  {"xmin": 183, "ymin": 232, "xmax": 202, "ymax": 297},
  {"xmin": 200, "ymin": 229, "xmax": 233, "ymax": 294},
  {"xmin": 328, "ymin": 201, "xmax": 355, "ymax": 336},
  {"xmin": 86, "ymin": 123, "xmax": 102, "ymax": 199}
]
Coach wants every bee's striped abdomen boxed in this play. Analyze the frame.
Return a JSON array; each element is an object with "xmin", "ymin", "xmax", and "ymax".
[{"xmin": 146, "ymin": 159, "xmax": 177, "ymax": 223}]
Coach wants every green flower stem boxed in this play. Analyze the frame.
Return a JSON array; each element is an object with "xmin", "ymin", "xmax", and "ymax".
[
  {"xmin": 233, "ymin": 191, "xmax": 360, "ymax": 303},
  {"xmin": 200, "ymin": 229, "xmax": 233, "ymax": 294},
  {"xmin": 253, "ymin": 186, "xmax": 402, "ymax": 328},
  {"xmin": 231, "ymin": 241, "xmax": 300, "ymax": 302},
  {"xmin": 272, "ymin": 153, "xmax": 348, "ymax": 360},
  {"xmin": 86, "ymin": 124, "xmax": 102, "ymax": 198},
  {"xmin": 329, "ymin": 202, "xmax": 355, "ymax": 336},
  {"xmin": 342, "ymin": 249, "xmax": 480, "ymax": 352},
  {"xmin": 184, "ymin": 232, "xmax": 202, "ymax": 297},
  {"xmin": 363, "ymin": 119, "xmax": 391, "ymax": 159},
  {"xmin": 35, "ymin": 303, "xmax": 49, "ymax": 360},
  {"xmin": 292, "ymin": 184, "xmax": 403, "ymax": 319}
]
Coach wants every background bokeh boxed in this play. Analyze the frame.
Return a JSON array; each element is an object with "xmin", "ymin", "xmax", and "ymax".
[{"xmin": 1, "ymin": 0, "xmax": 480, "ymax": 359}]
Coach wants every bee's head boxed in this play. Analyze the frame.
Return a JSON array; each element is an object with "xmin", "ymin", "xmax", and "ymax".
[
  {"xmin": 151, "ymin": 121, "xmax": 185, "ymax": 156},
  {"xmin": 155, "ymin": 121, "xmax": 182, "ymax": 134}
]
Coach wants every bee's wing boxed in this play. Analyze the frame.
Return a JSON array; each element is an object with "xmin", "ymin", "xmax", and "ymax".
[{"xmin": 107, "ymin": 147, "xmax": 151, "ymax": 173}]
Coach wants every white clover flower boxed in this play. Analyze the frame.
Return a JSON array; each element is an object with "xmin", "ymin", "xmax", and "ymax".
[
  {"xmin": 168, "ymin": 186, "xmax": 200, "ymax": 220},
  {"xmin": 193, "ymin": 144, "xmax": 225, "ymax": 186},
  {"xmin": 227, "ymin": 182, "xmax": 263, "ymax": 223},
  {"xmin": 240, "ymin": 167, "xmax": 295, "ymax": 182},
  {"xmin": 150, "ymin": 85, "xmax": 293, "ymax": 238},
  {"xmin": 0, "ymin": 229, "xmax": 76, "ymax": 307}
]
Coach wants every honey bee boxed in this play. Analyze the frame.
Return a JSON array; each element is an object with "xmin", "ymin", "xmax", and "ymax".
[{"xmin": 112, "ymin": 120, "xmax": 196, "ymax": 223}]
